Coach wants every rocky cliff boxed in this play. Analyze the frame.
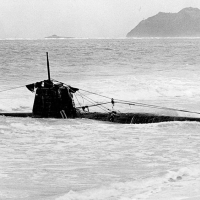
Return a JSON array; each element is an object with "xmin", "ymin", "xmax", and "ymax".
[{"xmin": 127, "ymin": 7, "xmax": 200, "ymax": 37}]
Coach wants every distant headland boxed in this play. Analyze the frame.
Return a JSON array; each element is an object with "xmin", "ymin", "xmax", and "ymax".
[
  {"xmin": 45, "ymin": 34, "xmax": 74, "ymax": 39},
  {"xmin": 127, "ymin": 7, "xmax": 200, "ymax": 37}
]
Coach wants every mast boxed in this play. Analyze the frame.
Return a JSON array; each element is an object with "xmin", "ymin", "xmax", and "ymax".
[{"xmin": 46, "ymin": 52, "xmax": 51, "ymax": 81}]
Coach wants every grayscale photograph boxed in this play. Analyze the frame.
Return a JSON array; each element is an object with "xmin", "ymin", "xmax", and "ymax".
[{"xmin": 0, "ymin": 0, "xmax": 200, "ymax": 199}]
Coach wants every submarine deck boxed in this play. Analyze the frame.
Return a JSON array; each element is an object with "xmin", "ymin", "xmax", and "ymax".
[{"xmin": 0, "ymin": 112, "xmax": 200, "ymax": 124}]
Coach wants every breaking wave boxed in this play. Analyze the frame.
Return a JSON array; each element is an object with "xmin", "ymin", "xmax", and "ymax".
[{"xmin": 56, "ymin": 166, "xmax": 200, "ymax": 200}]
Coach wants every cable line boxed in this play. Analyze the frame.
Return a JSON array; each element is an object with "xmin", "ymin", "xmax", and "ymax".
[
  {"xmin": 116, "ymin": 101, "xmax": 200, "ymax": 115},
  {"xmin": 52, "ymin": 78, "xmax": 200, "ymax": 115},
  {"xmin": 77, "ymin": 92, "xmax": 110, "ymax": 112},
  {"xmin": 76, "ymin": 102, "xmax": 111, "ymax": 109},
  {"xmin": 0, "ymin": 85, "xmax": 26, "ymax": 93},
  {"xmin": 74, "ymin": 93, "xmax": 82, "ymax": 108}
]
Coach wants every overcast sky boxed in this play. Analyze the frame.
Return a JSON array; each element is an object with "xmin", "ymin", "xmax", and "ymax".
[{"xmin": 0, "ymin": 0, "xmax": 200, "ymax": 39}]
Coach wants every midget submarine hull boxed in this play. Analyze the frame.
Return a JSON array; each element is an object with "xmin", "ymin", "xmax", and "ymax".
[
  {"xmin": 1, "ymin": 112, "xmax": 200, "ymax": 124},
  {"xmin": 2, "ymin": 53, "xmax": 200, "ymax": 124},
  {"xmin": 80, "ymin": 112, "xmax": 200, "ymax": 124}
]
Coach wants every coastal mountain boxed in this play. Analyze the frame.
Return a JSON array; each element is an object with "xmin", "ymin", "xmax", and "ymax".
[{"xmin": 127, "ymin": 7, "xmax": 200, "ymax": 37}]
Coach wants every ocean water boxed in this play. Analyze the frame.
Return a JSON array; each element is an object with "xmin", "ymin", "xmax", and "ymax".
[{"xmin": 1, "ymin": 38, "xmax": 200, "ymax": 200}]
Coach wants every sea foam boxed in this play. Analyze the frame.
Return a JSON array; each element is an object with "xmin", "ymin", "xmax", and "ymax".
[{"xmin": 56, "ymin": 166, "xmax": 200, "ymax": 200}]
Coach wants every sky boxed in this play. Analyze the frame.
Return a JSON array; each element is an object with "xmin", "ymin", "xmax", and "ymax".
[{"xmin": 1, "ymin": 0, "xmax": 200, "ymax": 39}]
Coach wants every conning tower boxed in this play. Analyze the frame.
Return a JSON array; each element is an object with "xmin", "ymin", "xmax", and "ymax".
[{"xmin": 26, "ymin": 52, "xmax": 78, "ymax": 118}]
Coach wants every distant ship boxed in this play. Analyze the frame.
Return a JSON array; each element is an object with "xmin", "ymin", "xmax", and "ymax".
[{"xmin": 45, "ymin": 34, "xmax": 74, "ymax": 39}]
